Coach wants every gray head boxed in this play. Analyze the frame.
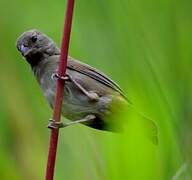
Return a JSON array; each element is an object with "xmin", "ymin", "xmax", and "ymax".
[{"xmin": 16, "ymin": 29, "xmax": 60, "ymax": 67}]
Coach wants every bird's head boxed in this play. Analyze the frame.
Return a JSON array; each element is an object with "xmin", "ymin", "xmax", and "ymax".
[{"xmin": 16, "ymin": 29, "xmax": 60, "ymax": 67}]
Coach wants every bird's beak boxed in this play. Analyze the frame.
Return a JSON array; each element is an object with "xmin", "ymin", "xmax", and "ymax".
[{"xmin": 20, "ymin": 45, "xmax": 33, "ymax": 57}]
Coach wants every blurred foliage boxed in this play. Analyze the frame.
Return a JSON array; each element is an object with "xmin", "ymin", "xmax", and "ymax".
[{"xmin": 0, "ymin": 0, "xmax": 192, "ymax": 179}]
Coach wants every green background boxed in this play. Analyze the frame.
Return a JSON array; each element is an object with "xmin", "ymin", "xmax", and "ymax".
[{"xmin": 0, "ymin": 0, "xmax": 191, "ymax": 179}]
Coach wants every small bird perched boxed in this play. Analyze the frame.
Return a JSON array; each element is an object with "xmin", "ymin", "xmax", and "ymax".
[{"xmin": 16, "ymin": 29, "xmax": 157, "ymax": 142}]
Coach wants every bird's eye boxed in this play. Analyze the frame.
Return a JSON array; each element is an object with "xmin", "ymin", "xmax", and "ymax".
[{"xmin": 31, "ymin": 35, "xmax": 38, "ymax": 43}]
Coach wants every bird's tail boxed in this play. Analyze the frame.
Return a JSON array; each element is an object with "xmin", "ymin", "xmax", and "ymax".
[{"xmin": 127, "ymin": 104, "xmax": 158, "ymax": 145}]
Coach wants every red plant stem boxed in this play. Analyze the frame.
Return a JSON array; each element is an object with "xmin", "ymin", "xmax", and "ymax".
[{"xmin": 45, "ymin": 0, "xmax": 75, "ymax": 180}]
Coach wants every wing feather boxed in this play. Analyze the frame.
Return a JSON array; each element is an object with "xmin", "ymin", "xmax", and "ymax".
[{"xmin": 67, "ymin": 57, "xmax": 130, "ymax": 102}]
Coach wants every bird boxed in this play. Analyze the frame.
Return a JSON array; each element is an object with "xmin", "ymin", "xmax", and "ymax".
[{"xmin": 16, "ymin": 29, "xmax": 158, "ymax": 143}]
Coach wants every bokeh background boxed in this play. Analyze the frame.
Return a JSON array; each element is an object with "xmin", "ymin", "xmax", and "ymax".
[{"xmin": 0, "ymin": 0, "xmax": 192, "ymax": 179}]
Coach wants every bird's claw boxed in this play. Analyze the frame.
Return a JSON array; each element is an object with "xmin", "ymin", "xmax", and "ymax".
[
  {"xmin": 51, "ymin": 73, "xmax": 70, "ymax": 81},
  {"xmin": 48, "ymin": 119, "xmax": 64, "ymax": 129},
  {"xmin": 51, "ymin": 73, "xmax": 99, "ymax": 101}
]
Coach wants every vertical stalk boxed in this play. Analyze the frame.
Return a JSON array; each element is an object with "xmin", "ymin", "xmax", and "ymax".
[{"xmin": 45, "ymin": 0, "xmax": 75, "ymax": 179}]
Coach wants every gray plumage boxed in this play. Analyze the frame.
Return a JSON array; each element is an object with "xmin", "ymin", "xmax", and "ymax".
[{"xmin": 16, "ymin": 29, "xmax": 128, "ymax": 130}]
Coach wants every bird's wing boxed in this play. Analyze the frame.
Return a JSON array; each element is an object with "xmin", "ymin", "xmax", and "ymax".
[{"xmin": 67, "ymin": 57, "xmax": 130, "ymax": 102}]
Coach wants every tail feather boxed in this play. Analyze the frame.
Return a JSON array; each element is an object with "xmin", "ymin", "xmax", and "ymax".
[{"xmin": 128, "ymin": 104, "xmax": 158, "ymax": 145}]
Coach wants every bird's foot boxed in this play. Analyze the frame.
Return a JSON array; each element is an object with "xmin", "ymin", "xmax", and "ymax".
[
  {"xmin": 48, "ymin": 115, "xmax": 96, "ymax": 129},
  {"xmin": 52, "ymin": 73, "xmax": 99, "ymax": 102},
  {"xmin": 51, "ymin": 73, "xmax": 70, "ymax": 81},
  {"xmin": 48, "ymin": 119, "xmax": 64, "ymax": 129}
]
